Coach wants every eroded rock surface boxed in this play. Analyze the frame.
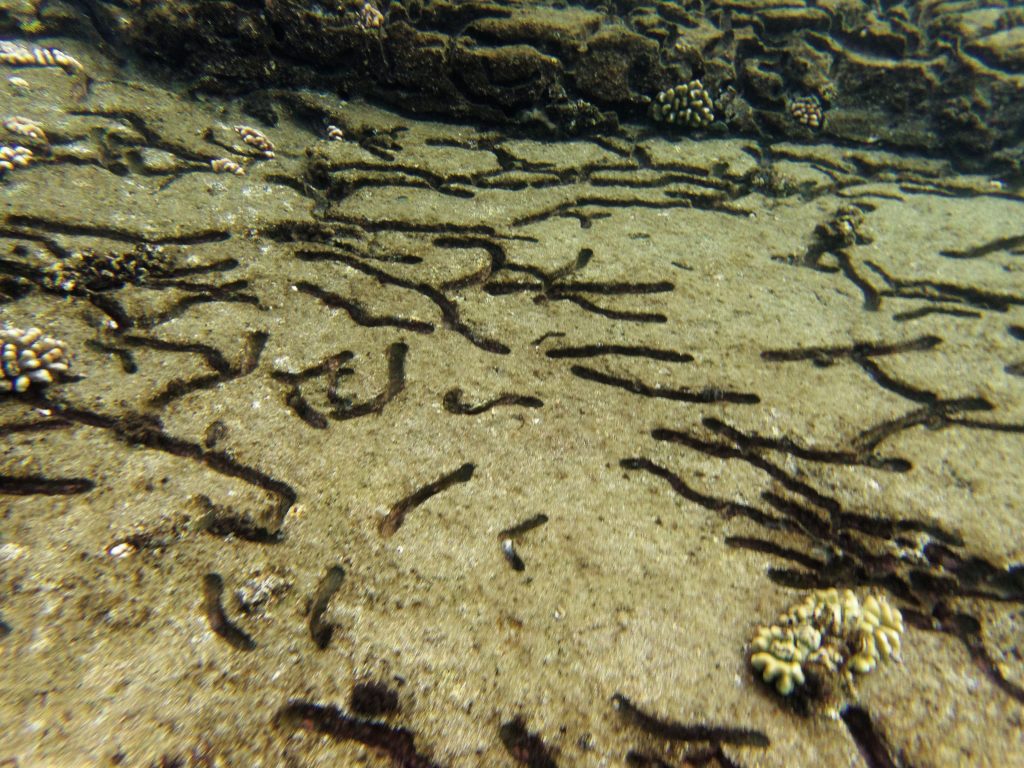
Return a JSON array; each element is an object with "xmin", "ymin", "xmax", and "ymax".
[
  {"xmin": 5, "ymin": 0, "xmax": 1024, "ymax": 167},
  {"xmin": 1, "ymin": 21, "xmax": 1023, "ymax": 768}
]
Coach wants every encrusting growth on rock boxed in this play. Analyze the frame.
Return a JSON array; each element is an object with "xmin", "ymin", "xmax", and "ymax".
[
  {"xmin": 789, "ymin": 96, "xmax": 824, "ymax": 129},
  {"xmin": 234, "ymin": 125, "xmax": 275, "ymax": 158},
  {"xmin": 749, "ymin": 589, "xmax": 904, "ymax": 708},
  {"xmin": 211, "ymin": 157, "xmax": 245, "ymax": 175},
  {"xmin": 1, "ymin": 40, "xmax": 83, "ymax": 74},
  {"xmin": 0, "ymin": 144, "xmax": 32, "ymax": 174},
  {"xmin": 650, "ymin": 80, "xmax": 715, "ymax": 129},
  {"xmin": 1, "ymin": 325, "xmax": 72, "ymax": 393},
  {"xmin": 3, "ymin": 115, "xmax": 47, "ymax": 145}
]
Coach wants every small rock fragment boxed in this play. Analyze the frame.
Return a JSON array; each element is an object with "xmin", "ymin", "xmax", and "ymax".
[{"xmin": 235, "ymin": 571, "xmax": 292, "ymax": 614}]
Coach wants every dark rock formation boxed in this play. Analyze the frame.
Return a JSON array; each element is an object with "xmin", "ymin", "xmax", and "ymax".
[{"xmin": 14, "ymin": 0, "xmax": 1024, "ymax": 169}]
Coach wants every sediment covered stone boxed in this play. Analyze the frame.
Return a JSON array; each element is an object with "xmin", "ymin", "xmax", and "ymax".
[{"xmin": 4, "ymin": 0, "xmax": 1024, "ymax": 168}]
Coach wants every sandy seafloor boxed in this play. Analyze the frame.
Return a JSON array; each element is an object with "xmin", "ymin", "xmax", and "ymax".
[{"xmin": 1, "ymin": 37, "xmax": 1023, "ymax": 768}]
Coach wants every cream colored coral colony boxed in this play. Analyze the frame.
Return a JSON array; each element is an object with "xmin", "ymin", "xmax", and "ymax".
[
  {"xmin": 0, "ymin": 326, "xmax": 72, "ymax": 393},
  {"xmin": 749, "ymin": 588, "xmax": 904, "ymax": 704}
]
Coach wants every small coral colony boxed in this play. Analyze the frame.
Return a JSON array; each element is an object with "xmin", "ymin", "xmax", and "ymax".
[{"xmin": 750, "ymin": 589, "xmax": 904, "ymax": 712}]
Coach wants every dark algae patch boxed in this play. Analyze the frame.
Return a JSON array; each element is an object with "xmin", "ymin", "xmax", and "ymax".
[{"xmin": 277, "ymin": 700, "xmax": 441, "ymax": 768}]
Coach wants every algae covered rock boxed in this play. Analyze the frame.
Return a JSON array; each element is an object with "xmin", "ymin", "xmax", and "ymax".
[{"xmin": 36, "ymin": 0, "xmax": 1024, "ymax": 162}]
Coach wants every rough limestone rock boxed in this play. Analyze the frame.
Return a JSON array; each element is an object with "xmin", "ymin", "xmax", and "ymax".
[{"xmin": 2, "ymin": 0, "xmax": 1022, "ymax": 167}]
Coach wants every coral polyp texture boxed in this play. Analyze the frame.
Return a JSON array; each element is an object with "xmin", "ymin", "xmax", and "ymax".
[
  {"xmin": 0, "ymin": 40, "xmax": 82, "ymax": 74},
  {"xmin": 650, "ymin": 80, "xmax": 715, "ymax": 129},
  {"xmin": 3, "ymin": 115, "xmax": 47, "ymax": 145},
  {"xmin": 789, "ymin": 96, "xmax": 824, "ymax": 129},
  {"xmin": 0, "ymin": 326, "xmax": 71, "ymax": 393},
  {"xmin": 0, "ymin": 144, "xmax": 32, "ymax": 174},
  {"xmin": 211, "ymin": 157, "xmax": 245, "ymax": 175},
  {"xmin": 749, "ymin": 589, "xmax": 904, "ymax": 703},
  {"xmin": 234, "ymin": 125, "xmax": 275, "ymax": 158}
]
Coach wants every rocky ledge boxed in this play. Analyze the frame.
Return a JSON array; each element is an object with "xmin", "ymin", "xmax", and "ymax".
[{"xmin": 3, "ymin": 0, "xmax": 1024, "ymax": 173}]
